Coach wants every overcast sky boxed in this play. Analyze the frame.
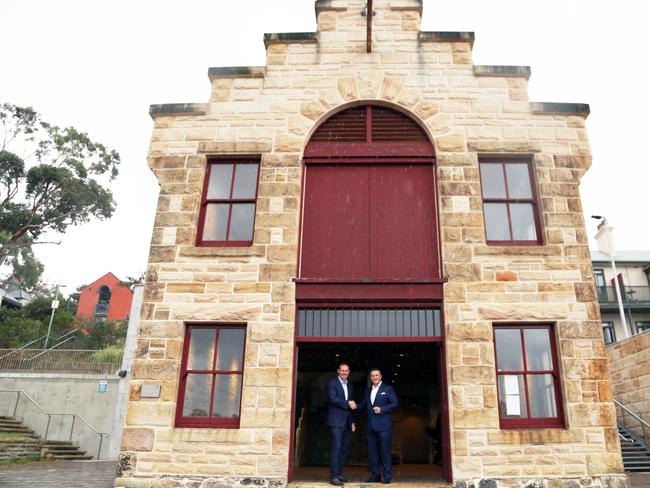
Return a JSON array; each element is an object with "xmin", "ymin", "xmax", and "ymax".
[{"xmin": 1, "ymin": 0, "xmax": 649, "ymax": 293}]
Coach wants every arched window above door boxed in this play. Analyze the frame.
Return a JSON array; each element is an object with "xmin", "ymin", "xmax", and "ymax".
[{"xmin": 304, "ymin": 105, "xmax": 434, "ymax": 160}]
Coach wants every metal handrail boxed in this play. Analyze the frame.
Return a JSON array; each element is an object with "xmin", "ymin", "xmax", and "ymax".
[
  {"xmin": 27, "ymin": 336, "xmax": 78, "ymax": 360},
  {"xmin": 0, "ymin": 389, "xmax": 109, "ymax": 459},
  {"xmin": 0, "ymin": 329, "xmax": 80, "ymax": 361},
  {"xmin": 614, "ymin": 399, "xmax": 650, "ymax": 447}
]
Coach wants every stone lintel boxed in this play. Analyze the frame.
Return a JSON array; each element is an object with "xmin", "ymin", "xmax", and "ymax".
[
  {"xmin": 207, "ymin": 66, "xmax": 265, "ymax": 82},
  {"xmin": 315, "ymin": 0, "xmax": 348, "ymax": 15},
  {"xmin": 531, "ymin": 102, "xmax": 590, "ymax": 117},
  {"xmin": 198, "ymin": 141, "xmax": 272, "ymax": 154},
  {"xmin": 473, "ymin": 65, "xmax": 531, "ymax": 79},
  {"xmin": 149, "ymin": 103, "xmax": 207, "ymax": 119},
  {"xmin": 390, "ymin": 0, "xmax": 423, "ymax": 14},
  {"xmin": 419, "ymin": 31, "xmax": 475, "ymax": 47},
  {"xmin": 263, "ymin": 32, "xmax": 318, "ymax": 49}
]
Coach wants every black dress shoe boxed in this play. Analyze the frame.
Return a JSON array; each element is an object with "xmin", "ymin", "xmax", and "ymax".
[
  {"xmin": 330, "ymin": 479, "xmax": 344, "ymax": 486},
  {"xmin": 338, "ymin": 477, "xmax": 349, "ymax": 483},
  {"xmin": 365, "ymin": 477, "xmax": 381, "ymax": 483},
  {"xmin": 382, "ymin": 481, "xmax": 392, "ymax": 484}
]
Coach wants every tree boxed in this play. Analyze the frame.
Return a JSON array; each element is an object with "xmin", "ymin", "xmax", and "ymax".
[
  {"xmin": 0, "ymin": 103, "xmax": 121, "ymax": 284},
  {"xmin": 0, "ymin": 295, "xmax": 76, "ymax": 348}
]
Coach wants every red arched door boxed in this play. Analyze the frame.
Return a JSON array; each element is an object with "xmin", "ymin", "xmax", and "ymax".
[{"xmin": 298, "ymin": 105, "xmax": 441, "ymax": 298}]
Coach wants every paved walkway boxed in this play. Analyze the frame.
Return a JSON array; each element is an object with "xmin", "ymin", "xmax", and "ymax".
[
  {"xmin": 629, "ymin": 472, "xmax": 650, "ymax": 488},
  {"xmin": 0, "ymin": 460, "xmax": 116, "ymax": 488},
  {"xmin": 0, "ymin": 460, "xmax": 648, "ymax": 488}
]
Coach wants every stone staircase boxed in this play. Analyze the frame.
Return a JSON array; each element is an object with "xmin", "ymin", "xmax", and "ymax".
[
  {"xmin": 618, "ymin": 424, "xmax": 650, "ymax": 472},
  {"xmin": 0, "ymin": 416, "xmax": 92, "ymax": 462}
]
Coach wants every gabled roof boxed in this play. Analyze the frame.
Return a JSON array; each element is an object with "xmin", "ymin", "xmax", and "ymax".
[
  {"xmin": 83, "ymin": 272, "xmax": 123, "ymax": 289},
  {"xmin": 591, "ymin": 250, "xmax": 650, "ymax": 265}
]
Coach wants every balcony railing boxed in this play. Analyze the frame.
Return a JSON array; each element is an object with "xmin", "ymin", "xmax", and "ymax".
[{"xmin": 596, "ymin": 286, "xmax": 650, "ymax": 306}]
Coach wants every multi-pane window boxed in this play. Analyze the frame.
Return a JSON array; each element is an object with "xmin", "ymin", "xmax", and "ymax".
[
  {"xmin": 636, "ymin": 321, "xmax": 650, "ymax": 334},
  {"xmin": 197, "ymin": 159, "xmax": 260, "ymax": 246},
  {"xmin": 479, "ymin": 159, "xmax": 541, "ymax": 244},
  {"xmin": 602, "ymin": 321, "xmax": 616, "ymax": 344},
  {"xmin": 175, "ymin": 325, "xmax": 246, "ymax": 428},
  {"xmin": 493, "ymin": 325, "xmax": 564, "ymax": 428}
]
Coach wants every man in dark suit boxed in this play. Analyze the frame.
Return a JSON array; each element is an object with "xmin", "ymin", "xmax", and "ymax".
[
  {"xmin": 326, "ymin": 362, "xmax": 357, "ymax": 486},
  {"xmin": 358, "ymin": 368, "xmax": 399, "ymax": 484}
]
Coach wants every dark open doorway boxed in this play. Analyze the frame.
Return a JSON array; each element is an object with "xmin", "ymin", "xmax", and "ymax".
[{"xmin": 292, "ymin": 342, "xmax": 445, "ymax": 483}]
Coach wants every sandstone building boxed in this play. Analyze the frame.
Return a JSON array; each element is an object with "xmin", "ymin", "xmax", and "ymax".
[{"xmin": 116, "ymin": 1, "xmax": 627, "ymax": 487}]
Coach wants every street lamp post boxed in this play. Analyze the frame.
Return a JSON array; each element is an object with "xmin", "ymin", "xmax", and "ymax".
[
  {"xmin": 592, "ymin": 216, "xmax": 629, "ymax": 339},
  {"xmin": 44, "ymin": 284, "xmax": 65, "ymax": 349}
]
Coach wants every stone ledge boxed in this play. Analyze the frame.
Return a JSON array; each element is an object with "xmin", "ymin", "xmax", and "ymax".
[
  {"xmin": 208, "ymin": 66, "xmax": 265, "ymax": 81},
  {"xmin": 531, "ymin": 102, "xmax": 590, "ymax": 117},
  {"xmin": 149, "ymin": 103, "xmax": 207, "ymax": 119},
  {"xmin": 390, "ymin": 0, "xmax": 423, "ymax": 14},
  {"xmin": 419, "ymin": 31, "xmax": 475, "ymax": 47},
  {"xmin": 473, "ymin": 65, "xmax": 531, "ymax": 79},
  {"xmin": 263, "ymin": 32, "xmax": 318, "ymax": 49},
  {"xmin": 315, "ymin": 0, "xmax": 348, "ymax": 14}
]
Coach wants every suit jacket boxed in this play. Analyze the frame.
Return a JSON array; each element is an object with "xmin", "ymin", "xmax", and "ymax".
[
  {"xmin": 358, "ymin": 382, "xmax": 398, "ymax": 432},
  {"xmin": 326, "ymin": 377, "xmax": 354, "ymax": 427}
]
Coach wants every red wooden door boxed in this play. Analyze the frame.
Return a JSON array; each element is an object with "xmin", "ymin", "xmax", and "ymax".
[
  {"xmin": 300, "ymin": 165, "xmax": 371, "ymax": 279},
  {"xmin": 300, "ymin": 163, "xmax": 438, "ymax": 281}
]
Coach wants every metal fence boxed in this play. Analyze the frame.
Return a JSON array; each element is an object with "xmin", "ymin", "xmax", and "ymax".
[{"xmin": 0, "ymin": 349, "xmax": 123, "ymax": 375}]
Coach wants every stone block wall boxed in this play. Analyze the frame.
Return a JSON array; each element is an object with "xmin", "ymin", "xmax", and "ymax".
[
  {"xmin": 607, "ymin": 330, "xmax": 650, "ymax": 438},
  {"xmin": 116, "ymin": 1, "xmax": 627, "ymax": 486}
]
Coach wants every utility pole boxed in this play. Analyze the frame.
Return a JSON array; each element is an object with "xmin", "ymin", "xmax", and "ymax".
[{"xmin": 44, "ymin": 284, "xmax": 63, "ymax": 349}]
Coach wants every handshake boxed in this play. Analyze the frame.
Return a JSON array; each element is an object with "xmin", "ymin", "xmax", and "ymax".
[{"xmin": 348, "ymin": 400, "xmax": 357, "ymax": 410}]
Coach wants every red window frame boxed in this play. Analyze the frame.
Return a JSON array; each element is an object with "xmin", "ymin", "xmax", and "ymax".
[
  {"xmin": 175, "ymin": 324, "xmax": 247, "ymax": 428},
  {"xmin": 196, "ymin": 158, "xmax": 261, "ymax": 247},
  {"xmin": 479, "ymin": 157, "xmax": 543, "ymax": 245},
  {"xmin": 493, "ymin": 324, "xmax": 565, "ymax": 429}
]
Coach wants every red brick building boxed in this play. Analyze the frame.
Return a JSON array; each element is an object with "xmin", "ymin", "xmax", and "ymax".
[{"xmin": 76, "ymin": 272, "xmax": 133, "ymax": 322}]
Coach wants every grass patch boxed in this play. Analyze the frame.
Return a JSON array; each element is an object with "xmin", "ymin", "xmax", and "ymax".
[
  {"xmin": 0, "ymin": 432, "xmax": 33, "ymax": 441},
  {"xmin": 0, "ymin": 455, "xmax": 41, "ymax": 466},
  {"xmin": 88, "ymin": 345, "xmax": 123, "ymax": 363}
]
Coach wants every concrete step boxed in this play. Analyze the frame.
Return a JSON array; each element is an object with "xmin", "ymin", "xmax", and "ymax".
[
  {"xmin": 0, "ymin": 428, "xmax": 35, "ymax": 434},
  {"xmin": 42, "ymin": 440, "xmax": 74, "ymax": 446},
  {"xmin": 50, "ymin": 454, "xmax": 93, "ymax": 460},
  {"xmin": 47, "ymin": 448, "xmax": 87, "ymax": 454},
  {"xmin": 0, "ymin": 419, "xmax": 22, "ymax": 425}
]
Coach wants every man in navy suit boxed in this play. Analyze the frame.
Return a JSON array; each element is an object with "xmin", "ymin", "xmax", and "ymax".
[
  {"xmin": 326, "ymin": 362, "xmax": 357, "ymax": 486},
  {"xmin": 358, "ymin": 368, "xmax": 399, "ymax": 484}
]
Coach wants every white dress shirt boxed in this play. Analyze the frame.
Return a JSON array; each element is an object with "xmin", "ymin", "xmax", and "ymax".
[
  {"xmin": 338, "ymin": 376, "xmax": 348, "ymax": 400},
  {"xmin": 370, "ymin": 381, "xmax": 382, "ymax": 405}
]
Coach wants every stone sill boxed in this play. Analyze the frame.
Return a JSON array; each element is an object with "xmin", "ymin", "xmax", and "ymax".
[
  {"xmin": 531, "ymin": 102, "xmax": 590, "ymax": 117},
  {"xmin": 179, "ymin": 245, "xmax": 266, "ymax": 258},
  {"xmin": 474, "ymin": 244, "xmax": 563, "ymax": 257},
  {"xmin": 263, "ymin": 32, "xmax": 318, "ymax": 49},
  {"xmin": 419, "ymin": 31, "xmax": 475, "ymax": 47},
  {"xmin": 207, "ymin": 66, "xmax": 265, "ymax": 82},
  {"xmin": 149, "ymin": 103, "xmax": 207, "ymax": 119},
  {"xmin": 474, "ymin": 65, "xmax": 531, "ymax": 79},
  {"xmin": 487, "ymin": 428, "xmax": 581, "ymax": 444}
]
